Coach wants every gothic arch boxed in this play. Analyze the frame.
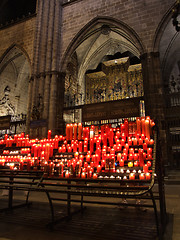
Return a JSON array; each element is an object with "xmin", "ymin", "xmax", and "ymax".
[
  {"xmin": 61, "ymin": 16, "xmax": 145, "ymax": 73},
  {"xmin": 152, "ymin": 2, "xmax": 180, "ymax": 91},
  {"xmin": 152, "ymin": 2, "xmax": 176, "ymax": 52},
  {"xmin": 0, "ymin": 45, "xmax": 31, "ymax": 132},
  {"xmin": 0, "ymin": 44, "xmax": 32, "ymax": 68}
]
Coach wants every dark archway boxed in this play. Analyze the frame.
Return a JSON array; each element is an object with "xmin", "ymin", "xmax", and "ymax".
[{"xmin": 0, "ymin": 45, "xmax": 31, "ymax": 135}]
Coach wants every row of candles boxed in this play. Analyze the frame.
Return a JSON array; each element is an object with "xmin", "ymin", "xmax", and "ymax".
[
  {"xmin": 0, "ymin": 117, "xmax": 155, "ymax": 180},
  {"xmin": 66, "ymin": 116, "xmax": 155, "ymax": 141},
  {"xmin": 0, "ymin": 131, "xmax": 64, "ymax": 148},
  {"xmin": 0, "ymin": 152, "xmax": 152, "ymax": 180}
]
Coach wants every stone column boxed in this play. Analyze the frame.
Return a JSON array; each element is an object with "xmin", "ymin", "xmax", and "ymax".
[
  {"xmin": 27, "ymin": 0, "xmax": 64, "ymax": 138},
  {"xmin": 42, "ymin": 74, "xmax": 51, "ymax": 137},
  {"xmin": 141, "ymin": 52, "xmax": 168, "ymax": 164},
  {"xmin": 56, "ymin": 72, "xmax": 66, "ymax": 135},
  {"xmin": 48, "ymin": 0, "xmax": 64, "ymax": 136},
  {"xmin": 48, "ymin": 73, "xmax": 58, "ymax": 135},
  {"xmin": 25, "ymin": 78, "xmax": 33, "ymax": 135},
  {"xmin": 26, "ymin": 0, "xmax": 44, "ymax": 137}
]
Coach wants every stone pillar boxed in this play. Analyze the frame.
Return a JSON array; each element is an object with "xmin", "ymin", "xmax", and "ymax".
[
  {"xmin": 48, "ymin": 0, "xmax": 63, "ymax": 136},
  {"xmin": 27, "ymin": 0, "xmax": 63, "ymax": 138},
  {"xmin": 25, "ymin": 78, "xmax": 33, "ymax": 135},
  {"xmin": 141, "ymin": 52, "xmax": 168, "ymax": 164},
  {"xmin": 48, "ymin": 73, "xmax": 58, "ymax": 135},
  {"xmin": 42, "ymin": 74, "xmax": 51, "ymax": 137},
  {"xmin": 37, "ymin": 75, "xmax": 45, "ymax": 137},
  {"xmin": 56, "ymin": 72, "xmax": 66, "ymax": 135}
]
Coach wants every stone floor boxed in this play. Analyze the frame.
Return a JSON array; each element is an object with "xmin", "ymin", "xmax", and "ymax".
[{"xmin": 0, "ymin": 182, "xmax": 179, "ymax": 240}]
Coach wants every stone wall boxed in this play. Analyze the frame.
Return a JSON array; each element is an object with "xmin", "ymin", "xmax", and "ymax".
[
  {"xmin": 60, "ymin": 0, "xmax": 174, "ymax": 64},
  {"xmin": 0, "ymin": 17, "xmax": 36, "ymax": 64}
]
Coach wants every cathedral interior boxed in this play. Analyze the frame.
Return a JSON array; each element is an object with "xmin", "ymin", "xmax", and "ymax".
[{"xmin": 0, "ymin": 0, "xmax": 179, "ymax": 170}]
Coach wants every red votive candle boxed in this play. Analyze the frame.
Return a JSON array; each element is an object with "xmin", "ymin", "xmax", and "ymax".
[
  {"xmin": 119, "ymin": 159, "xmax": 124, "ymax": 167},
  {"xmin": 143, "ymin": 164, "xmax": 149, "ymax": 173},
  {"xmin": 139, "ymin": 173, "xmax": 145, "ymax": 180},
  {"xmin": 129, "ymin": 173, "xmax": 135, "ymax": 180},
  {"xmin": 145, "ymin": 172, "xmax": 151, "ymax": 180}
]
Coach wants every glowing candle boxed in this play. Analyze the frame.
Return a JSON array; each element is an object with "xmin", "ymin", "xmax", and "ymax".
[
  {"xmin": 139, "ymin": 173, "xmax": 145, "ymax": 180},
  {"xmin": 93, "ymin": 173, "xmax": 98, "ymax": 179},
  {"xmin": 73, "ymin": 142, "xmax": 78, "ymax": 152},
  {"xmin": 74, "ymin": 123, "xmax": 77, "ymax": 140},
  {"xmin": 48, "ymin": 130, "xmax": 51, "ymax": 140},
  {"xmin": 121, "ymin": 123, "xmax": 125, "ymax": 133},
  {"xmin": 145, "ymin": 138, "xmax": 149, "ymax": 145},
  {"xmin": 149, "ymin": 139, "xmax": 154, "ymax": 145},
  {"xmin": 147, "ymin": 161, "xmax": 152, "ymax": 167},
  {"xmin": 81, "ymin": 172, "xmax": 86, "ymax": 178},
  {"xmin": 102, "ymin": 133, "xmax": 107, "ymax": 147},
  {"xmin": 101, "ymin": 159, "xmax": 105, "ymax": 168},
  {"xmin": 145, "ymin": 172, "xmax": 151, "ymax": 180},
  {"xmin": 119, "ymin": 159, "xmax": 124, "ymax": 167},
  {"xmin": 139, "ymin": 149, "xmax": 144, "ymax": 166},
  {"xmin": 134, "ymin": 153, "xmax": 138, "ymax": 160},
  {"xmin": 124, "ymin": 119, "xmax": 129, "ymax": 138},
  {"xmin": 78, "ymin": 123, "xmax": 82, "ymax": 140},
  {"xmin": 88, "ymin": 171, "xmax": 93, "ymax": 178},
  {"xmin": 129, "ymin": 173, "xmax": 135, "ymax": 180},
  {"xmin": 116, "ymin": 131, "xmax": 121, "ymax": 139},
  {"xmin": 65, "ymin": 171, "xmax": 70, "ymax": 178},
  {"xmin": 117, "ymin": 153, "xmax": 121, "ymax": 161},
  {"xmin": 122, "ymin": 153, "xmax": 127, "ymax": 161},
  {"xmin": 109, "ymin": 128, "xmax": 114, "ymax": 147},
  {"xmin": 141, "ymin": 117, "xmax": 145, "ymax": 135},
  {"xmin": 147, "ymin": 148, "xmax": 152, "ymax": 155},
  {"xmin": 86, "ymin": 154, "xmax": 91, "ymax": 162},
  {"xmin": 78, "ymin": 141, "xmax": 83, "ymax": 152},
  {"xmin": 129, "ymin": 148, "xmax": 134, "ymax": 154},
  {"xmin": 128, "ymin": 138, "xmax": 132, "ymax": 146},
  {"xmin": 145, "ymin": 118, "xmax": 150, "ymax": 139},
  {"xmin": 139, "ymin": 138, "xmax": 143, "ymax": 145},
  {"xmin": 147, "ymin": 154, "xmax": 152, "ymax": 160},
  {"xmin": 134, "ymin": 161, "xmax": 139, "ymax": 167},
  {"xmin": 58, "ymin": 147, "xmax": 62, "ymax": 153},
  {"xmin": 121, "ymin": 139, "xmax": 125, "ymax": 146},
  {"xmin": 141, "ymin": 133, "xmax": 145, "ymax": 140},
  {"xmin": 90, "ymin": 162, "xmax": 94, "ymax": 168},
  {"xmin": 136, "ymin": 117, "xmax": 141, "ymax": 135},
  {"xmin": 90, "ymin": 129, "xmax": 94, "ymax": 139},
  {"xmin": 128, "ymin": 162, "xmax": 133, "ymax": 168},
  {"xmin": 69, "ymin": 124, "xmax": 73, "ymax": 140},
  {"xmin": 84, "ymin": 162, "xmax": 88, "ymax": 168},
  {"xmin": 97, "ymin": 165, "xmax": 102, "ymax": 173},
  {"xmin": 123, "ymin": 148, "xmax": 128, "ymax": 155},
  {"xmin": 143, "ymin": 143, "xmax": 147, "ymax": 150},
  {"xmin": 84, "ymin": 144, "xmax": 88, "ymax": 152},
  {"xmin": 143, "ymin": 164, "xmax": 149, "ymax": 173},
  {"xmin": 133, "ymin": 137, "xmax": 138, "ymax": 146},
  {"xmin": 129, "ymin": 153, "xmax": 134, "ymax": 161},
  {"xmin": 67, "ymin": 146, "xmax": 72, "ymax": 153}
]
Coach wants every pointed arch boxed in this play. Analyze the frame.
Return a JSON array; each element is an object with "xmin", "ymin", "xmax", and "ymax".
[
  {"xmin": 0, "ymin": 44, "xmax": 32, "ymax": 69},
  {"xmin": 152, "ymin": 2, "xmax": 176, "ymax": 52},
  {"xmin": 0, "ymin": 44, "xmax": 31, "ymax": 128},
  {"xmin": 61, "ymin": 16, "xmax": 145, "ymax": 72}
]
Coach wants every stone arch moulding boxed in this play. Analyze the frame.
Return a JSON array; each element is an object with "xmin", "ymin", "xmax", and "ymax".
[
  {"xmin": 0, "ymin": 44, "xmax": 32, "ymax": 120},
  {"xmin": 77, "ymin": 37, "xmax": 140, "ymax": 87},
  {"xmin": 0, "ymin": 44, "xmax": 32, "ymax": 73},
  {"xmin": 152, "ymin": 2, "xmax": 176, "ymax": 52},
  {"xmin": 60, "ymin": 16, "xmax": 145, "ymax": 72}
]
